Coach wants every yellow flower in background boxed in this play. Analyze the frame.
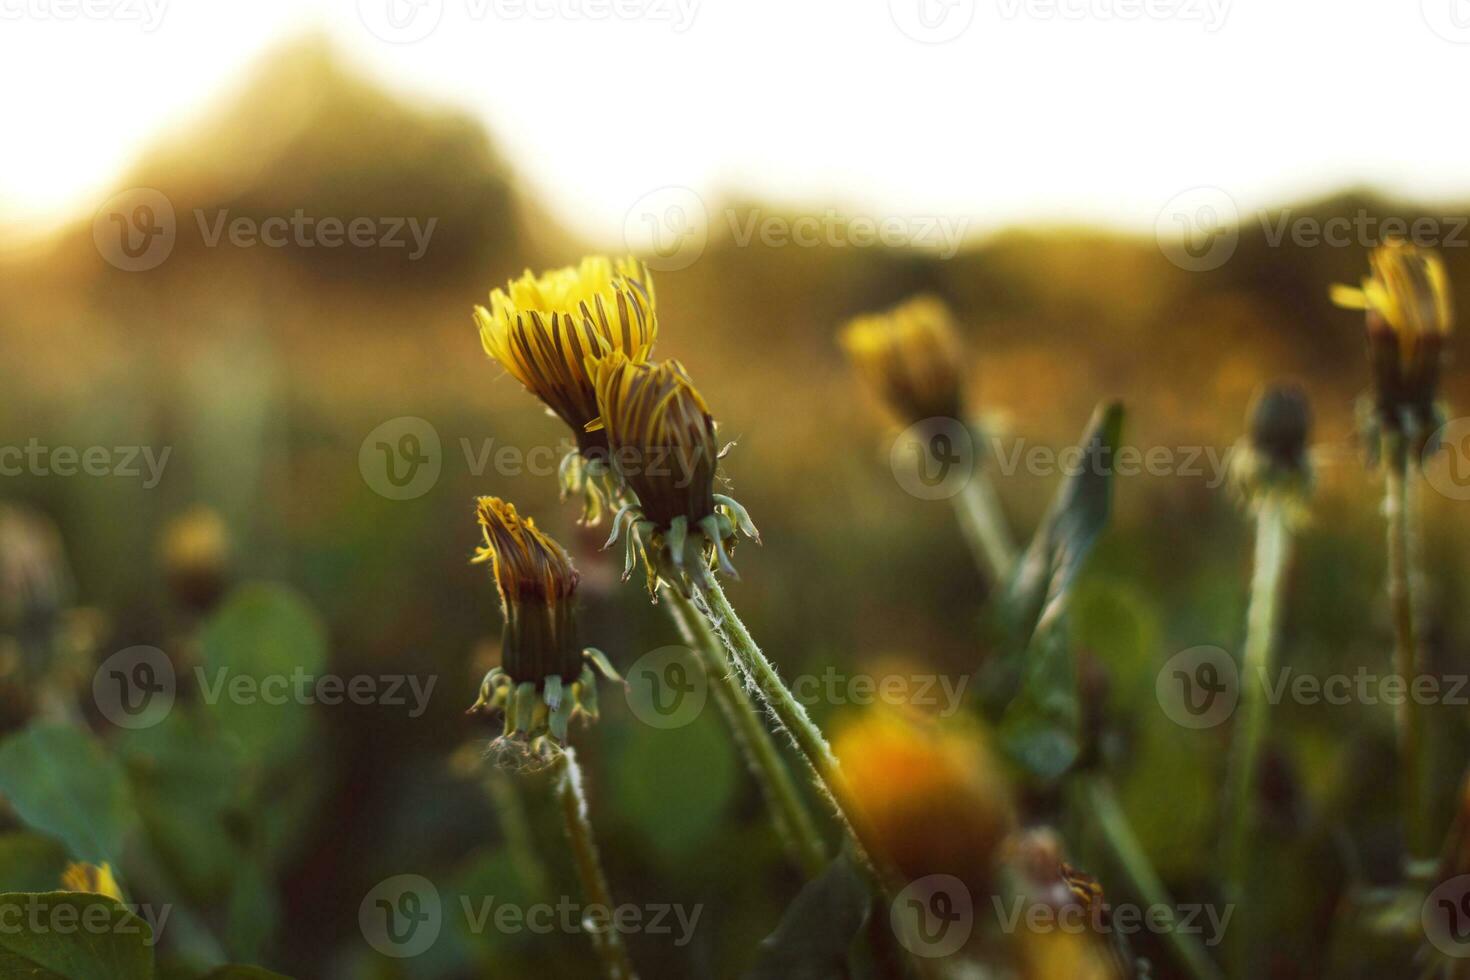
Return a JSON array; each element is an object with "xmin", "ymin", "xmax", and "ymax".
[
  {"xmin": 590, "ymin": 352, "xmax": 759, "ymax": 597},
  {"xmin": 60, "ymin": 862, "xmax": 124, "ymax": 902},
  {"xmin": 1331, "ymin": 239, "xmax": 1453, "ymax": 447},
  {"xmin": 840, "ymin": 295, "xmax": 968, "ymax": 426},
  {"xmin": 1331, "ymin": 239, "xmax": 1453, "ymax": 358},
  {"xmin": 475, "ymin": 256, "xmax": 658, "ymax": 522},
  {"xmin": 468, "ymin": 497, "xmax": 617, "ymax": 750},
  {"xmin": 833, "ymin": 707, "xmax": 1013, "ymax": 894}
]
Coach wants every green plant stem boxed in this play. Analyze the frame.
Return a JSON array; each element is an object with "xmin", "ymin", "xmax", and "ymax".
[
  {"xmin": 953, "ymin": 469, "xmax": 1018, "ymax": 582},
  {"xmin": 698, "ymin": 579, "xmax": 878, "ymax": 878},
  {"xmin": 554, "ymin": 749, "xmax": 639, "ymax": 980},
  {"xmin": 1222, "ymin": 495, "xmax": 1291, "ymax": 976},
  {"xmin": 1085, "ymin": 776, "xmax": 1224, "ymax": 980},
  {"xmin": 1385, "ymin": 435, "xmax": 1430, "ymax": 863},
  {"xmin": 662, "ymin": 586, "xmax": 828, "ymax": 876}
]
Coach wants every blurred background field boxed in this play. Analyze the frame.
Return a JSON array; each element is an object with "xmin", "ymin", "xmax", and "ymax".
[{"xmin": 2, "ymin": 36, "xmax": 1470, "ymax": 979}]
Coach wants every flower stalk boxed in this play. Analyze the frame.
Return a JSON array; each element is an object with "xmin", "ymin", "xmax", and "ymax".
[
  {"xmin": 661, "ymin": 586, "xmax": 828, "ymax": 876},
  {"xmin": 554, "ymin": 748, "xmax": 639, "ymax": 980},
  {"xmin": 1385, "ymin": 432, "xmax": 1430, "ymax": 862},
  {"xmin": 953, "ymin": 453, "xmax": 1018, "ymax": 581}
]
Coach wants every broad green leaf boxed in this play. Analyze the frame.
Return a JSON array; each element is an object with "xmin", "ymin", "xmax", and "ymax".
[
  {"xmin": 0, "ymin": 892, "xmax": 152, "ymax": 980},
  {"xmin": 743, "ymin": 852, "xmax": 870, "ymax": 980},
  {"xmin": 198, "ymin": 583, "xmax": 327, "ymax": 768},
  {"xmin": 0, "ymin": 724, "xmax": 131, "ymax": 864}
]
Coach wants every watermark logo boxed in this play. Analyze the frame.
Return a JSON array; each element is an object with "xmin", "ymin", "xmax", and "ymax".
[
  {"xmin": 889, "ymin": 0, "xmax": 975, "ymax": 43},
  {"xmin": 1423, "ymin": 0, "xmax": 1470, "ymax": 43},
  {"xmin": 360, "ymin": 417, "xmax": 443, "ymax": 500},
  {"xmin": 0, "ymin": 0, "xmax": 167, "ymax": 31},
  {"xmin": 624, "ymin": 186, "xmax": 709, "ymax": 272},
  {"xmin": 1425, "ymin": 417, "xmax": 1470, "ymax": 502},
  {"xmin": 1156, "ymin": 645, "xmax": 1238, "ymax": 729},
  {"xmin": 891, "ymin": 417, "xmax": 975, "ymax": 500},
  {"xmin": 361, "ymin": 874, "xmax": 443, "ymax": 957},
  {"xmin": 1156, "ymin": 186, "xmax": 1239, "ymax": 272},
  {"xmin": 358, "ymin": 0, "xmax": 444, "ymax": 42},
  {"xmin": 93, "ymin": 646, "xmax": 176, "ymax": 730},
  {"xmin": 995, "ymin": 0, "xmax": 1229, "ymax": 30},
  {"xmin": 94, "ymin": 188, "xmax": 175, "ymax": 272},
  {"xmin": 891, "ymin": 875, "xmax": 973, "ymax": 958},
  {"xmin": 1425, "ymin": 875, "xmax": 1470, "ymax": 957},
  {"xmin": 0, "ymin": 440, "xmax": 171, "ymax": 488},
  {"xmin": 624, "ymin": 645, "xmax": 708, "ymax": 729}
]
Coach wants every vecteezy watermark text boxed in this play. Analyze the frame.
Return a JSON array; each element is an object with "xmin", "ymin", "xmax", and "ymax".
[
  {"xmin": 359, "ymin": 874, "xmax": 702, "ymax": 958},
  {"xmin": 0, "ymin": 0, "xmax": 166, "ymax": 30},
  {"xmin": 0, "ymin": 895, "xmax": 172, "ymax": 946},
  {"xmin": 0, "ymin": 440, "xmax": 170, "ymax": 488}
]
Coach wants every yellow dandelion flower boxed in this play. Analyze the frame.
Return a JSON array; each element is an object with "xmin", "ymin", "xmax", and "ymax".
[
  {"xmin": 1331, "ymin": 239, "xmax": 1453, "ymax": 446},
  {"xmin": 832, "ymin": 707, "xmax": 1013, "ymax": 895},
  {"xmin": 840, "ymin": 295, "xmax": 968, "ymax": 426},
  {"xmin": 468, "ymin": 497, "xmax": 617, "ymax": 749},
  {"xmin": 60, "ymin": 862, "xmax": 124, "ymax": 902},
  {"xmin": 474, "ymin": 256, "xmax": 657, "ymax": 522},
  {"xmin": 589, "ymin": 353, "xmax": 759, "ymax": 597}
]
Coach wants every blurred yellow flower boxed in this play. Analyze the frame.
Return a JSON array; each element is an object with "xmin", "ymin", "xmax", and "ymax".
[
  {"xmin": 1331, "ymin": 239, "xmax": 1453, "ymax": 358},
  {"xmin": 1331, "ymin": 240, "xmax": 1453, "ymax": 445},
  {"xmin": 833, "ymin": 707, "xmax": 1013, "ymax": 893},
  {"xmin": 840, "ymin": 295, "xmax": 967, "ymax": 425},
  {"xmin": 60, "ymin": 862, "xmax": 123, "ymax": 902}
]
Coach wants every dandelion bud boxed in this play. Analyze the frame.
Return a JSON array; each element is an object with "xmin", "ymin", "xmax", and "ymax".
[
  {"xmin": 840, "ymin": 295, "xmax": 967, "ymax": 426},
  {"xmin": 590, "ymin": 353, "xmax": 759, "ymax": 598},
  {"xmin": 1330, "ymin": 239, "xmax": 1453, "ymax": 452},
  {"xmin": 1230, "ymin": 383, "xmax": 1313, "ymax": 518},
  {"xmin": 468, "ymin": 497, "xmax": 618, "ymax": 750},
  {"xmin": 832, "ymin": 708, "xmax": 1014, "ymax": 897},
  {"xmin": 474, "ymin": 257, "xmax": 658, "ymax": 522},
  {"xmin": 60, "ymin": 862, "xmax": 124, "ymax": 902},
  {"xmin": 158, "ymin": 505, "xmax": 231, "ymax": 614}
]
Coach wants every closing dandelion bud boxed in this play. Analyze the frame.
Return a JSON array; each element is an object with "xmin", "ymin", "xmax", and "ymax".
[
  {"xmin": 1230, "ymin": 383, "xmax": 1313, "ymax": 519},
  {"xmin": 832, "ymin": 708, "xmax": 1014, "ymax": 897},
  {"xmin": 474, "ymin": 257, "xmax": 658, "ymax": 522},
  {"xmin": 840, "ymin": 295, "xmax": 967, "ymax": 425},
  {"xmin": 590, "ymin": 353, "xmax": 759, "ymax": 598},
  {"xmin": 60, "ymin": 862, "xmax": 124, "ymax": 902},
  {"xmin": 1331, "ymin": 240, "xmax": 1453, "ymax": 454},
  {"xmin": 467, "ymin": 497, "xmax": 619, "ymax": 751},
  {"xmin": 158, "ymin": 505, "xmax": 232, "ymax": 613}
]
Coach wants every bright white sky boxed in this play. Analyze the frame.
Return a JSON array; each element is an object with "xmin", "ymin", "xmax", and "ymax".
[{"xmin": 2, "ymin": 0, "xmax": 1468, "ymax": 248}]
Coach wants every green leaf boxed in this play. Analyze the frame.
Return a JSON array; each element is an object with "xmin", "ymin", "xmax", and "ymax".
[
  {"xmin": 998, "ymin": 616, "xmax": 1080, "ymax": 782},
  {"xmin": 198, "ymin": 584, "xmax": 328, "ymax": 768},
  {"xmin": 0, "ymin": 724, "xmax": 131, "ymax": 864},
  {"xmin": 979, "ymin": 401, "xmax": 1125, "ymax": 717},
  {"xmin": 194, "ymin": 965, "xmax": 296, "ymax": 979},
  {"xmin": 0, "ymin": 892, "xmax": 153, "ymax": 980},
  {"xmin": 743, "ymin": 852, "xmax": 871, "ymax": 980}
]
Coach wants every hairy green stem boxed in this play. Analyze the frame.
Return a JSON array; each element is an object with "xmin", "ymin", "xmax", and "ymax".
[
  {"xmin": 662, "ymin": 586, "xmax": 828, "ymax": 876},
  {"xmin": 555, "ymin": 749, "xmax": 639, "ymax": 980},
  {"xmin": 698, "ymin": 580, "xmax": 880, "ymax": 875},
  {"xmin": 1385, "ymin": 436, "xmax": 1429, "ymax": 862},
  {"xmin": 953, "ymin": 469, "xmax": 1018, "ymax": 582},
  {"xmin": 1086, "ymin": 776, "xmax": 1224, "ymax": 980},
  {"xmin": 1222, "ymin": 496, "xmax": 1291, "ymax": 976}
]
